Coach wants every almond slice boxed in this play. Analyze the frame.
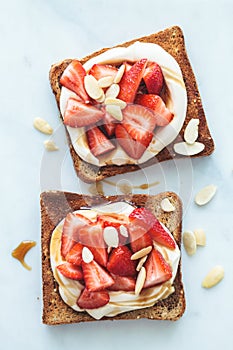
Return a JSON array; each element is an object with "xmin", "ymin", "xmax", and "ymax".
[
  {"xmin": 105, "ymin": 104, "xmax": 123, "ymax": 121},
  {"xmin": 98, "ymin": 76, "xmax": 114, "ymax": 88},
  {"xmin": 104, "ymin": 97, "xmax": 127, "ymax": 109},
  {"xmin": 119, "ymin": 225, "xmax": 129, "ymax": 238},
  {"xmin": 160, "ymin": 198, "xmax": 175, "ymax": 212},
  {"xmin": 44, "ymin": 140, "xmax": 59, "ymax": 151},
  {"xmin": 82, "ymin": 247, "xmax": 94, "ymax": 263},
  {"xmin": 202, "ymin": 265, "xmax": 224, "ymax": 288},
  {"xmin": 95, "ymin": 91, "xmax": 105, "ymax": 103},
  {"xmin": 113, "ymin": 64, "xmax": 125, "ymax": 84},
  {"xmin": 84, "ymin": 75, "xmax": 103, "ymax": 100},
  {"xmin": 131, "ymin": 246, "xmax": 152, "ymax": 260},
  {"xmin": 105, "ymin": 83, "xmax": 120, "ymax": 98},
  {"xmin": 33, "ymin": 118, "xmax": 53, "ymax": 135},
  {"xmin": 174, "ymin": 141, "xmax": 205, "ymax": 156},
  {"xmin": 194, "ymin": 228, "xmax": 206, "ymax": 246},
  {"xmin": 135, "ymin": 266, "xmax": 146, "ymax": 295},
  {"xmin": 184, "ymin": 118, "xmax": 199, "ymax": 144},
  {"xmin": 103, "ymin": 226, "xmax": 119, "ymax": 248},
  {"xmin": 195, "ymin": 185, "xmax": 217, "ymax": 206},
  {"xmin": 183, "ymin": 230, "xmax": 196, "ymax": 256},
  {"xmin": 136, "ymin": 255, "xmax": 148, "ymax": 271}
]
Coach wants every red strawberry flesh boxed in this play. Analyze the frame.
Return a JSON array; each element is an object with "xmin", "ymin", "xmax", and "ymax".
[
  {"xmin": 61, "ymin": 213, "xmax": 91, "ymax": 258},
  {"xmin": 82, "ymin": 260, "xmax": 114, "ymax": 291},
  {"xmin": 60, "ymin": 60, "xmax": 89, "ymax": 103},
  {"xmin": 65, "ymin": 242, "xmax": 83, "ymax": 266},
  {"xmin": 108, "ymin": 275, "xmax": 136, "ymax": 291},
  {"xmin": 89, "ymin": 64, "xmax": 118, "ymax": 80},
  {"xmin": 107, "ymin": 246, "xmax": 136, "ymax": 277},
  {"xmin": 63, "ymin": 98, "xmax": 104, "ymax": 128},
  {"xmin": 118, "ymin": 58, "xmax": 148, "ymax": 103},
  {"xmin": 135, "ymin": 94, "xmax": 173, "ymax": 126},
  {"xmin": 57, "ymin": 262, "xmax": 83, "ymax": 280},
  {"xmin": 79, "ymin": 223, "xmax": 108, "ymax": 266},
  {"xmin": 86, "ymin": 126, "xmax": 115, "ymax": 157},
  {"xmin": 77, "ymin": 288, "xmax": 110, "ymax": 309},
  {"xmin": 143, "ymin": 248, "xmax": 172, "ymax": 288},
  {"xmin": 143, "ymin": 61, "xmax": 164, "ymax": 95}
]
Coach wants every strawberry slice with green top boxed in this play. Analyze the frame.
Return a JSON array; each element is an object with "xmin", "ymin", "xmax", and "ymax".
[
  {"xmin": 135, "ymin": 94, "xmax": 173, "ymax": 126},
  {"xmin": 86, "ymin": 126, "xmax": 115, "ymax": 157},
  {"xmin": 143, "ymin": 248, "xmax": 172, "ymax": 288},
  {"xmin": 82, "ymin": 260, "xmax": 114, "ymax": 291},
  {"xmin": 118, "ymin": 58, "xmax": 148, "ymax": 103},
  {"xmin": 77, "ymin": 288, "xmax": 110, "ymax": 309},
  {"xmin": 56, "ymin": 262, "xmax": 83, "ymax": 280},
  {"xmin": 60, "ymin": 60, "xmax": 89, "ymax": 103},
  {"xmin": 89, "ymin": 64, "xmax": 118, "ymax": 80},
  {"xmin": 61, "ymin": 213, "xmax": 91, "ymax": 258},
  {"xmin": 107, "ymin": 246, "xmax": 136, "ymax": 277},
  {"xmin": 65, "ymin": 242, "xmax": 83, "ymax": 266},
  {"xmin": 108, "ymin": 274, "xmax": 136, "ymax": 291},
  {"xmin": 63, "ymin": 97, "xmax": 104, "ymax": 128},
  {"xmin": 143, "ymin": 61, "xmax": 164, "ymax": 95},
  {"xmin": 79, "ymin": 222, "xmax": 108, "ymax": 267}
]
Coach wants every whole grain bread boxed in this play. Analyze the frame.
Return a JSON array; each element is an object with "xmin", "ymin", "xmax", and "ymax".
[
  {"xmin": 49, "ymin": 25, "xmax": 214, "ymax": 183},
  {"xmin": 41, "ymin": 191, "xmax": 185, "ymax": 325}
]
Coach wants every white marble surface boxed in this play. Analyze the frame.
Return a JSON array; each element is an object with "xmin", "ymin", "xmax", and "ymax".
[{"xmin": 1, "ymin": 0, "xmax": 233, "ymax": 349}]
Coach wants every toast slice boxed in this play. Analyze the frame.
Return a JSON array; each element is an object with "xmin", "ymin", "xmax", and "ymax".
[
  {"xmin": 41, "ymin": 191, "xmax": 185, "ymax": 325},
  {"xmin": 49, "ymin": 25, "xmax": 214, "ymax": 183}
]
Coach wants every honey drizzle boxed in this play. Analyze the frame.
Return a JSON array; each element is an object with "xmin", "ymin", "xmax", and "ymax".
[
  {"xmin": 11, "ymin": 240, "xmax": 36, "ymax": 270},
  {"xmin": 102, "ymin": 179, "xmax": 160, "ymax": 193}
]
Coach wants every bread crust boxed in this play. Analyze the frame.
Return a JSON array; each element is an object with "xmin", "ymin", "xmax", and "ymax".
[
  {"xmin": 41, "ymin": 191, "xmax": 186, "ymax": 325},
  {"xmin": 49, "ymin": 25, "xmax": 214, "ymax": 183}
]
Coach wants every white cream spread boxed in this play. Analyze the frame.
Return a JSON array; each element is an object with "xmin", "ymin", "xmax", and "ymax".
[
  {"xmin": 59, "ymin": 41, "xmax": 187, "ymax": 166},
  {"xmin": 50, "ymin": 202, "xmax": 180, "ymax": 320}
]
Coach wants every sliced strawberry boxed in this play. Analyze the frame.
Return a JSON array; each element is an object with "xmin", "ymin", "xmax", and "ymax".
[
  {"xmin": 108, "ymin": 274, "xmax": 136, "ymax": 291},
  {"xmin": 128, "ymin": 224, "xmax": 153, "ymax": 253},
  {"xmin": 135, "ymin": 94, "xmax": 173, "ymax": 126},
  {"xmin": 97, "ymin": 214, "xmax": 129, "ymax": 228},
  {"xmin": 118, "ymin": 58, "xmax": 148, "ymax": 103},
  {"xmin": 61, "ymin": 213, "xmax": 91, "ymax": 258},
  {"xmin": 148, "ymin": 220, "xmax": 176, "ymax": 250},
  {"xmin": 65, "ymin": 242, "xmax": 83, "ymax": 266},
  {"xmin": 122, "ymin": 104, "xmax": 157, "ymax": 139},
  {"xmin": 89, "ymin": 64, "xmax": 118, "ymax": 80},
  {"xmin": 102, "ymin": 111, "xmax": 118, "ymax": 137},
  {"xmin": 143, "ymin": 248, "xmax": 172, "ymax": 288},
  {"xmin": 82, "ymin": 260, "xmax": 114, "ymax": 291},
  {"xmin": 115, "ymin": 124, "xmax": 151, "ymax": 159},
  {"xmin": 129, "ymin": 207, "xmax": 176, "ymax": 250},
  {"xmin": 60, "ymin": 60, "xmax": 89, "ymax": 103},
  {"xmin": 79, "ymin": 223, "xmax": 108, "ymax": 266},
  {"xmin": 143, "ymin": 61, "xmax": 164, "ymax": 95},
  {"xmin": 107, "ymin": 246, "xmax": 136, "ymax": 277},
  {"xmin": 56, "ymin": 262, "xmax": 83, "ymax": 280},
  {"xmin": 86, "ymin": 126, "xmax": 115, "ymax": 157},
  {"xmin": 129, "ymin": 207, "xmax": 156, "ymax": 231},
  {"xmin": 77, "ymin": 288, "xmax": 110, "ymax": 309},
  {"xmin": 63, "ymin": 97, "xmax": 104, "ymax": 128}
]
